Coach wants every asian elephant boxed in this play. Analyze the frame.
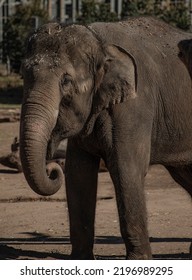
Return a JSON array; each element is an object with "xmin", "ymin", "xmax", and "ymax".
[{"xmin": 20, "ymin": 17, "xmax": 192, "ymax": 260}]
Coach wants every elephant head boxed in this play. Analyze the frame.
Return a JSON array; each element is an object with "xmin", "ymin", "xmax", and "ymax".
[
  {"xmin": 178, "ymin": 39, "xmax": 192, "ymax": 78},
  {"xmin": 20, "ymin": 22, "xmax": 137, "ymax": 196}
]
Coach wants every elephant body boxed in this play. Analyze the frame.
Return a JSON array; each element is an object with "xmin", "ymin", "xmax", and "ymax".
[{"xmin": 20, "ymin": 17, "xmax": 192, "ymax": 259}]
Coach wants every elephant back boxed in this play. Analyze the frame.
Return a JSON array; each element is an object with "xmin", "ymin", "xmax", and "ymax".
[{"xmin": 90, "ymin": 17, "xmax": 192, "ymax": 106}]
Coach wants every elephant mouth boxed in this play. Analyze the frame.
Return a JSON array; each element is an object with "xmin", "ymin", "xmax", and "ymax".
[
  {"xmin": 46, "ymin": 128, "xmax": 66, "ymax": 161},
  {"xmin": 46, "ymin": 134, "xmax": 67, "ymax": 175}
]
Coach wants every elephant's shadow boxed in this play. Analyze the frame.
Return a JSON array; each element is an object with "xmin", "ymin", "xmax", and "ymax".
[
  {"xmin": 0, "ymin": 169, "xmax": 20, "ymax": 174},
  {"xmin": 0, "ymin": 233, "xmax": 191, "ymax": 259},
  {"xmin": 0, "ymin": 232, "xmax": 70, "ymax": 260},
  {"xmin": 0, "ymin": 244, "xmax": 69, "ymax": 260}
]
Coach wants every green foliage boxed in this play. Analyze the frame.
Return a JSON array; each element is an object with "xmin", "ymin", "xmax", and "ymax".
[
  {"xmin": 122, "ymin": 0, "xmax": 190, "ymax": 31},
  {"xmin": 122, "ymin": 0, "xmax": 155, "ymax": 17},
  {"xmin": 78, "ymin": 0, "xmax": 98, "ymax": 23},
  {"xmin": 157, "ymin": 2, "xmax": 190, "ymax": 30},
  {"xmin": 98, "ymin": 2, "xmax": 118, "ymax": 22},
  {"xmin": 0, "ymin": 0, "xmax": 48, "ymax": 72},
  {"xmin": 77, "ymin": 0, "xmax": 118, "ymax": 24}
]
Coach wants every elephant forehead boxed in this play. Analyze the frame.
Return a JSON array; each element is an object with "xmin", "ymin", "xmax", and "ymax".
[
  {"xmin": 24, "ymin": 53, "xmax": 61, "ymax": 69},
  {"xmin": 24, "ymin": 54, "xmax": 77, "ymax": 78}
]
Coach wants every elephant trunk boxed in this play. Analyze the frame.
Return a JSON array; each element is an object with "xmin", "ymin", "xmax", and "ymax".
[{"xmin": 20, "ymin": 91, "xmax": 64, "ymax": 196}]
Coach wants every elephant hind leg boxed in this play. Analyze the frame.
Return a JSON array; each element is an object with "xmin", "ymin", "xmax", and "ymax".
[
  {"xmin": 166, "ymin": 165, "xmax": 192, "ymax": 197},
  {"xmin": 166, "ymin": 165, "xmax": 192, "ymax": 259}
]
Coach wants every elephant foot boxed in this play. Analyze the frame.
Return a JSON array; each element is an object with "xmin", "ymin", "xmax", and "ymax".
[
  {"xmin": 126, "ymin": 252, "xmax": 152, "ymax": 260},
  {"xmin": 126, "ymin": 247, "xmax": 152, "ymax": 260}
]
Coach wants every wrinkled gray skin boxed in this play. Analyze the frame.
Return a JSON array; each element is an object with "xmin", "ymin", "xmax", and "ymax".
[{"xmin": 20, "ymin": 17, "xmax": 192, "ymax": 260}]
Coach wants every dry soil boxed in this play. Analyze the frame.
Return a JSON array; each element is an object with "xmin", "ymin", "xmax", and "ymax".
[{"xmin": 0, "ymin": 118, "xmax": 191, "ymax": 260}]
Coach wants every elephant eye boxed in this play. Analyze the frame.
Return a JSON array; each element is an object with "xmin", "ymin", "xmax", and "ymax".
[
  {"xmin": 61, "ymin": 94, "xmax": 72, "ymax": 107},
  {"xmin": 61, "ymin": 74, "xmax": 72, "ymax": 87}
]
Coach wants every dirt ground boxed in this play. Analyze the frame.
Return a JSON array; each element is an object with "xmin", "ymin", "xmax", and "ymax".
[{"xmin": 0, "ymin": 117, "xmax": 191, "ymax": 260}]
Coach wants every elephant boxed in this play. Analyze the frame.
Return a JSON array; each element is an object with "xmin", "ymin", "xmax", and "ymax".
[
  {"xmin": 178, "ymin": 39, "xmax": 192, "ymax": 78},
  {"xmin": 20, "ymin": 17, "xmax": 192, "ymax": 260}
]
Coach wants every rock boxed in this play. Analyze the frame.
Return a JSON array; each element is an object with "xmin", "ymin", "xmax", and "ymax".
[{"xmin": 0, "ymin": 137, "xmax": 22, "ymax": 172}]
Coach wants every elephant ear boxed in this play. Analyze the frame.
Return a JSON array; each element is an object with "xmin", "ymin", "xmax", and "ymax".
[{"xmin": 93, "ymin": 44, "xmax": 137, "ymax": 113}]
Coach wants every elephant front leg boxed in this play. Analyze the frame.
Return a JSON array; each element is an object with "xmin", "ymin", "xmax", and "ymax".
[
  {"xmin": 65, "ymin": 139, "xmax": 100, "ymax": 260},
  {"xmin": 108, "ymin": 145, "xmax": 152, "ymax": 259}
]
